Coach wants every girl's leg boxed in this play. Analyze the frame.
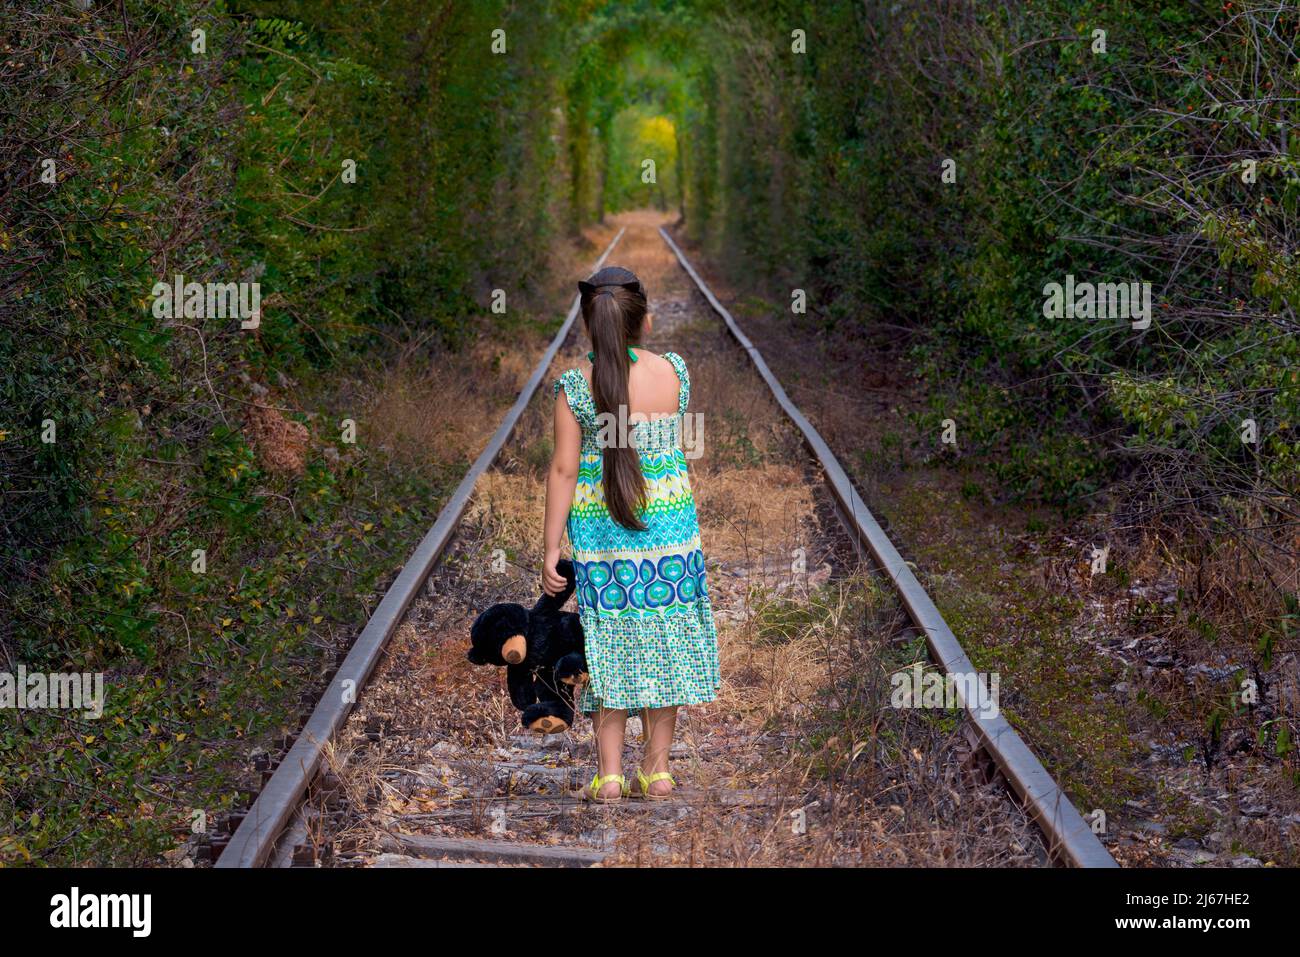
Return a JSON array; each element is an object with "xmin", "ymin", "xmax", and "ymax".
[
  {"xmin": 591, "ymin": 706, "xmax": 627, "ymax": 798},
  {"xmin": 640, "ymin": 705, "xmax": 678, "ymax": 796}
]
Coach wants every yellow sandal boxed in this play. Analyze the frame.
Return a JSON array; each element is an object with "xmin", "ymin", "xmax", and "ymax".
[
  {"xmin": 634, "ymin": 769, "xmax": 677, "ymax": 800},
  {"xmin": 585, "ymin": 772, "xmax": 628, "ymax": 804}
]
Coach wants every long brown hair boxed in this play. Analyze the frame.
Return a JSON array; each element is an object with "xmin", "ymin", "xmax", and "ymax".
[{"xmin": 579, "ymin": 270, "xmax": 648, "ymax": 531}]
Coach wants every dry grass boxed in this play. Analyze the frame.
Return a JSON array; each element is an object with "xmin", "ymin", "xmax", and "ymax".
[
  {"xmin": 244, "ymin": 401, "xmax": 310, "ymax": 476},
  {"xmin": 363, "ymin": 356, "xmax": 508, "ymax": 469},
  {"xmin": 464, "ymin": 470, "xmax": 547, "ymax": 556},
  {"xmin": 694, "ymin": 464, "xmax": 812, "ymax": 557}
]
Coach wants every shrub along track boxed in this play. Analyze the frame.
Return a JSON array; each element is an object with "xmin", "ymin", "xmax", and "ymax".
[
  {"xmin": 685, "ymin": 246, "xmax": 1298, "ymax": 868},
  {"xmin": 223, "ymin": 211, "xmax": 1106, "ymax": 868}
]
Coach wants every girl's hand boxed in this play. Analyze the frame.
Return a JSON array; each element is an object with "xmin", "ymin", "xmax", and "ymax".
[{"xmin": 541, "ymin": 551, "xmax": 567, "ymax": 596}]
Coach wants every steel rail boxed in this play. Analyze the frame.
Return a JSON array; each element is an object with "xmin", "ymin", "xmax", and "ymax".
[
  {"xmin": 217, "ymin": 228, "xmax": 627, "ymax": 868},
  {"xmin": 659, "ymin": 225, "xmax": 1117, "ymax": 868}
]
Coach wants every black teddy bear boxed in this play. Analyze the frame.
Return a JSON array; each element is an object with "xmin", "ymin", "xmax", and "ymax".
[{"xmin": 467, "ymin": 559, "xmax": 588, "ymax": 734}]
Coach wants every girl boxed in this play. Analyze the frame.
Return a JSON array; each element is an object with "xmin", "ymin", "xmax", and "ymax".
[{"xmin": 542, "ymin": 265, "xmax": 720, "ymax": 802}]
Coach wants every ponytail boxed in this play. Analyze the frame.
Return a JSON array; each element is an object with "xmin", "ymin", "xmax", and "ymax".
[{"xmin": 580, "ymin": 280, "xmax": 648, "ymax": 532}]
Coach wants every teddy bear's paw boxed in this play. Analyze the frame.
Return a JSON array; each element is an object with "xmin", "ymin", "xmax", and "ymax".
[{"xmin": 528, "ymin": 715, "xmax": 569, "ymax": 735}]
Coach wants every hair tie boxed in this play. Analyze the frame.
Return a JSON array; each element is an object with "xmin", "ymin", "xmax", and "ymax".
[{"xmin": 587, "ymin": 348, "xmax": 637, "ymax": 363}]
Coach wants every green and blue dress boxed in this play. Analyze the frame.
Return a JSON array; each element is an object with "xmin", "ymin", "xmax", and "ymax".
[{"xmin": 553, "ymin": 351, "xmax": 721, "ymax": 713}]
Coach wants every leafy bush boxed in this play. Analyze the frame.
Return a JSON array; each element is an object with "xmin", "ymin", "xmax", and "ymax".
[{"xmin": 1, "ymin": 0, "xmax": 581, "ymax": 865}]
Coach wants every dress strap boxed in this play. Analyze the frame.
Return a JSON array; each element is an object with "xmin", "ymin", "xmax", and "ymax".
[
  {"xmin": 553, "ymin": 369, "xmax": 597, "ymax": 430},
  {"xmin": 662, "ymin": 352, "xmax": 690, "ymax": 416}
]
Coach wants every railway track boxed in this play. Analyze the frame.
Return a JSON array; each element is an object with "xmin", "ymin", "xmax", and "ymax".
[{"xmin": 216, "ymin": 214, "xmax": 1116, "ymax": 869}]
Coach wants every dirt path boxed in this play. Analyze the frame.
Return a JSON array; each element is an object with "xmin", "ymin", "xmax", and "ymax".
[{"xmin": 296, "ymin": 211, "xmax": 1046, "ymax": 867}]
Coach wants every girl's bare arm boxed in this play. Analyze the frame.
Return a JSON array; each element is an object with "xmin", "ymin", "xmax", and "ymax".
[{"xmin": 542, "ymin": 390, "xmax": 581, "ymax": 595}]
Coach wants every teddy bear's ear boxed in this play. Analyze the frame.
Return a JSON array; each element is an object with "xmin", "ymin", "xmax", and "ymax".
[
  {"xmin": 577, "ymin": 280, "xmax": 597, "ymax": 298},
  {"xmin": 466, "ymin": 647, "xmax": 486, "ymax": 664}
]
